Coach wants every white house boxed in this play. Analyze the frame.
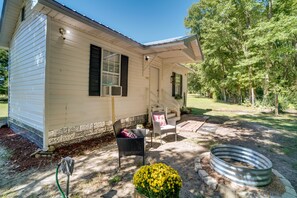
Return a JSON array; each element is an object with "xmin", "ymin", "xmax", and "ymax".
[{"xmin": 0, "ymin": 0, "xmax": 203, "ymax": 150}]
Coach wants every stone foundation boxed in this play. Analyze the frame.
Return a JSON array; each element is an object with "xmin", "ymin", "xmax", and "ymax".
[
  {"xmin": 8, "ymin": 118, "xmax": 43, "ymax": 148},
  {"xmin": 48, "ymin": 114, "xmax": 147, "ymax": 147}
]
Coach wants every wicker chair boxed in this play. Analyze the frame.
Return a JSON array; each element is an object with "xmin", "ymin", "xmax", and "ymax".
[
  {"xmin": 113, "ymin": 120, "xmax": 146, "ymax": 167},
  {"xmin": 151, "ymin": 111, "xmax": 177, "ymax": 144}
]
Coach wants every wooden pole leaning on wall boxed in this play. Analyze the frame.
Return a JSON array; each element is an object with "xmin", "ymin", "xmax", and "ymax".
[{"xmin": 111, "ymin": 96, "xmax": 115, "ymax": 123}]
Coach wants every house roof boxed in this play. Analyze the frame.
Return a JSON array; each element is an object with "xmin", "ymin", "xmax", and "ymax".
[
  {"xmin": 144, "ymin": 35, "xmax": 194, "ymax": 46},
  {"xmin": 0, "ymin": 0, "xmax": 23, "ymax": 48},
  {"xmin": 0, "ymin": 0, "xmax": 203, "ymax": 63}
]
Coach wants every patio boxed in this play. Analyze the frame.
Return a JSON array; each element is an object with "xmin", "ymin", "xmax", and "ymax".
[{"xmin": 1, "ymin": 114, "xmax": 296, "ymax": 197}]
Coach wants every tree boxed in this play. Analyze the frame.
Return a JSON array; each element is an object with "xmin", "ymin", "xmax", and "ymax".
[
  {"xmin": 244, "ymin": 0, "xmax": 297, "ymax": 115},
  {"xmin": 0, "ymin": 49, "xmax": 8, "ymax": 95},
  {"xmin": 185, "ymin": 0, "xmax": 297, "ymax": 113},
  {"xmin": 185, "ymin": 0, "xmax": 264, "ymax": 103}
]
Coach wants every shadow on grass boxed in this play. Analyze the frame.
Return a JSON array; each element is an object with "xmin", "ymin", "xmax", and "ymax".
[
  {"xmin": 189, "ymin": 107, "xmax": 230, "ymax": 124},
  {"xmin": 235, "ymin": 113, "xmax": 297, "ymax": 133}
]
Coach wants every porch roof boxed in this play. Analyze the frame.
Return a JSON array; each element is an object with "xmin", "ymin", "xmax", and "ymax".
[{"xmin": 0, "ymin": 0, "xmax": 203, "ymax": 63}]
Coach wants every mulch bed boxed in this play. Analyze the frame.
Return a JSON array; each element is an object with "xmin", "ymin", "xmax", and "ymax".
[{"xmin": 0, "ymin": 126, "xmax": 115, "ymax": 172}]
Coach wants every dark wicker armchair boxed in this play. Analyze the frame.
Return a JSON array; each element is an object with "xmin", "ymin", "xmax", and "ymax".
[{"xmin": 113, "ymin": 120, "xmax": 146, "ymax": 167}]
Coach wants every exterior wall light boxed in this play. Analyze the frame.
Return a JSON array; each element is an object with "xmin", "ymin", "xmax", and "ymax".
[
  {"xmin": 145, "ymin": 56, "xmax": 150, "ymax": 61},
  {"xmin": 59, "ymin": 28, "xmax": 69, "ymax": 40}
]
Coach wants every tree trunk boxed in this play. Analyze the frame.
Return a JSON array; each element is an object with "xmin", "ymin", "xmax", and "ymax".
[
  {"xmin": 223, "ymin": 88, "xmax": 227, "ymax": 102},
  {"xmin": 238, "ymin": 87, "xmax": 242, "ymax": 104},
  {"xmin": 275, "ymin": 93, "xmax": 279, "ymax": 116},
  {"xmin": 250, "ymin": 87, "xmax": 255, "ymax": 107},
  {"xmin": 268, "ymin": 0, "xmax": 273, "ymax": 19},
  {"xmin": 263, "ymin": 73, "xmax": 269, "ymax": 103}
]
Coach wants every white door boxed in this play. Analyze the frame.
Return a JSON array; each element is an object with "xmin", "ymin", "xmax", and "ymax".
[{"xmin": 150, "ymin": 67, "xmax": 159, "ymax": 103}]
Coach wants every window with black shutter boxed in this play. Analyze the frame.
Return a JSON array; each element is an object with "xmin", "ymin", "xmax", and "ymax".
[
  {"xmin": 21, "ymin": 6, "xmax": 25, "ymax": 21},
  {"xmin": 89, "ymin": 44, "xmax": 129, "ymax": 97},
  {"xmin": 120, "ymin": 55, "xmax": 129, "ymax": 96},
  {"xmin": 89, "ymin": 45, "xmax": 102, "ymax": 96},
  {"xmin": 172, "ymin": 72, "xmax": 183, "ymax": 99}
]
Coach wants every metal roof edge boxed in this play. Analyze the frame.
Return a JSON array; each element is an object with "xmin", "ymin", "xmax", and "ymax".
[
  {"xmin": 195, "ymin": 34, "xmax": 204, "ymax": 61},
  {"xmin": 144, "ymin": 35, "xmax": 196, "ymax": 47},
  {"xmin": 0, "ymin": 0, "xmax": 7, "ymax": 33},
  {"xmin": 38, "ymin": 0, "xmax": 145, "ymax": 48}
]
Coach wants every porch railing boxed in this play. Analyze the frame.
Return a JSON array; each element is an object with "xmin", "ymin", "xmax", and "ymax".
[{"xmin": 160, "ymin": 89, "xmax": 181, "ymax": 119}]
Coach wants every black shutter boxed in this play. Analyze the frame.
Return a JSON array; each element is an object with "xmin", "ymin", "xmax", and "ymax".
[
  {"xmin": 120, "ymin": 55, "xmax": 129, "ymax": 96},
  {"xmin": 180, "ymin": 74, "xmax": 183, "ymax": 97},
  {"xmin": 89, "ymin": 44, "xmax": 101, "ymax": 96},
  {"xmin": 172, "ymin": 72, "xmax": 176, "ymax": 97}
]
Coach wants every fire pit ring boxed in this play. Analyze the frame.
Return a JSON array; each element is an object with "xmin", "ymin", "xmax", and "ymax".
[{"xmin": 210, "ymin": 144, "xmax": 272, "ymax": 186}]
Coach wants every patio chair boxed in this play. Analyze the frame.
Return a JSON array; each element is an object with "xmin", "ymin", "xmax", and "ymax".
[
  {"xmin": 151, "ymin": 111, "xmax": 177, "ymax": 144},
  {"xmin": 113, "ymin": 120, "xmax": 146, "ymax": 168}
]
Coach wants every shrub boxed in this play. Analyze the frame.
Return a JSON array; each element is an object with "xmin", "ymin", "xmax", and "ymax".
[{"xmin": 133, "ymin": 163, "xmax": 182, "ymax": 198}]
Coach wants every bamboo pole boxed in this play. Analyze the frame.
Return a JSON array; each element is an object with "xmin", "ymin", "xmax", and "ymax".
[{"xmin": 111, "ymin": 96, "xmax": 115, "ymax": 123}]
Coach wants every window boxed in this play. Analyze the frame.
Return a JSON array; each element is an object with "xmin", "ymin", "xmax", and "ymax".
[
  {"xmin": 21, "ymin": 6, "xmax": 25, "ymax": 21},
  {"xmin": 175, "ymin": 74, "xmax": 182, "ymax": 97},
  {"xmin": 102, "ymin": 49, "xmax": 120, "ymax": 86},
  {"xmin": 89, "ymin": 44, "xmax": 129, "ymax": 97},
  {"xmin": 172, "ymin": 72, "xmax": 183, "ymax": 99}
]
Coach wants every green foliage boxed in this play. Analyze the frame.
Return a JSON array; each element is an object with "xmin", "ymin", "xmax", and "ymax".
[
  {"xmin": 108, "ymin": 175, "xmax": 122, "ymax": 185},
  {"xmin": 0, "ymin": 49, "xmax": 8, "ymax": 95},
  {"xmin": 185, "ymin": 0, "xmax": 297, "ymax": 110}
]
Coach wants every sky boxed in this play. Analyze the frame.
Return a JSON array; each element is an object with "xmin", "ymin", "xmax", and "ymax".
[{"xmin": 0, "ymin": 0, "xmax": 198, "ymax": 43}]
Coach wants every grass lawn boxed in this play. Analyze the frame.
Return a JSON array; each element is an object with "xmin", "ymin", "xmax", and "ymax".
[
  {"xmin": 187, "ymin": 94, "xmax": 297, "ymax": 133},
  {"xmin": 187, "ymin": 95, "xmax": 297, "ymax": 155},
  {"xmin": 0, "ymin": 102, "xmax": 8, "ymax": 121}
]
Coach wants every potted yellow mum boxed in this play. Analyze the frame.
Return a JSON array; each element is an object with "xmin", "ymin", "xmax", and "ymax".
[{"xmin": 133, "ymin": 163, "xmax": 182, "ymax": 198}]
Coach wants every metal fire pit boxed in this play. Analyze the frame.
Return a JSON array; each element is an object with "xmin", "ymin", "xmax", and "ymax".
[{"xmin": 210, "ymin": 145, "xmax": 272, "ymax": 186}]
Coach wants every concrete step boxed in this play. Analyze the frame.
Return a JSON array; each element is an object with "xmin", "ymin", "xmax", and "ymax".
[
  {"xmin": 152, "ymin": 107, "xmax": 164, "ymax": 111},
  {"xmin": 167, "ymin": 112, "xmax": 176, "ymax": 119}
]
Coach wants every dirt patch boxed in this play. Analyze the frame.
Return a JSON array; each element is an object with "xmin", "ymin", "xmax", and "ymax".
[{"xmin": 0, "ymin": 127, "xmax": 115, "ymax": 172}]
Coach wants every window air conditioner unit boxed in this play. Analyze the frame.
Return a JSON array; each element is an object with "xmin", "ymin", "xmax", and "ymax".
[{"xmin": 102, "ymin": 86, "xmax": 122, "ymax": 96}]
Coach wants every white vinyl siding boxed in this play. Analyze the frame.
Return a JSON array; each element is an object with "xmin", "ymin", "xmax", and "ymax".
[
  {"xmin": 46, "ymin": 19, "xmax": 149, "ymax": 130},
  {"xmin": 9, "ymin": 0, "xmax": 47, "ymax": 132}
]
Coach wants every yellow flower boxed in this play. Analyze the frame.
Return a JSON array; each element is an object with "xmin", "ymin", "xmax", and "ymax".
[{"xmin": 133, "ymin": 163, "xmax": 182, "ymax": 197}]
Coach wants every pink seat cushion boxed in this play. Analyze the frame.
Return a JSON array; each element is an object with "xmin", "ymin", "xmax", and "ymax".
[
  {"xmin": 120, "ymin": 128, "xmax": 137, "ymax": 138},
  {"xmin": 153, "ymin": 114, "xmax": 166, "ymax": 127}
]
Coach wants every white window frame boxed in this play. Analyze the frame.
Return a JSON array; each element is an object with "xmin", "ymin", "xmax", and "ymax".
[{"xmin": 101, "ymin": 48, "xmax": 121, "ymax": 96}]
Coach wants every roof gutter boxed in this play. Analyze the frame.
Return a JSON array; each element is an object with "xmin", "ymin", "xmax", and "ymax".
[{"xmin": 176, "ymin": 63, "xmax": 194, "ymax": 72}]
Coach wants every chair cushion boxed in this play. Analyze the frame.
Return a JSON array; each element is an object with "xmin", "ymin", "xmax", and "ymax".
[
  {"xmin": 161, "ymin": 125, "xmax": 176, "ymax": 130},
  {"xmin": 120, "ymin": 128, "xmax": 137, "ymax": 138},
  {"xmin": 153, "ymin": 114, "xmax": 166, "ymax": 126}
]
